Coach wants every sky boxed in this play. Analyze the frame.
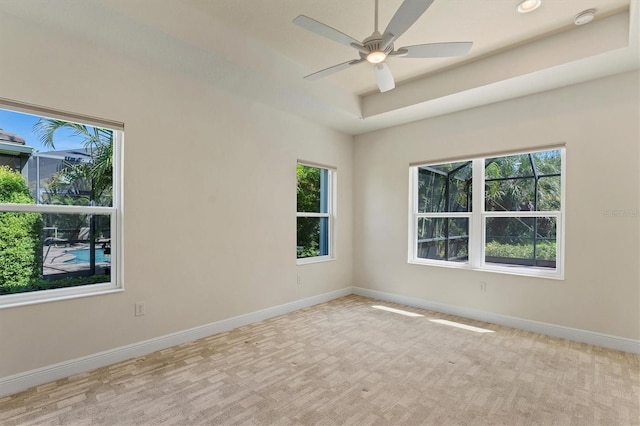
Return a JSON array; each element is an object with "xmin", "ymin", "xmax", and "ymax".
[{"xmin": 0, "ymin": 108, "xmax": 83, "ymax": 152}]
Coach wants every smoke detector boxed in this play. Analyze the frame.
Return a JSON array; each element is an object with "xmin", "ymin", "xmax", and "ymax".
[{"xmin": 574, "ymin": 9, "xmax": 596, "ymax": 25}]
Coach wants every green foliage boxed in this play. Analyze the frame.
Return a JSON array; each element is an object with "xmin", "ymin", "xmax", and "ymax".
[
  {"xmin": 0, "ymin": 166, "xmax": 43, "ymax": 289},
  {"xmin": 0, "ymin": 274, "xmax": 109, "ymax": 295},
  {"xmin": 297, "ymin": 240, "xmax": 320, "ymax": 259},
  {"xmin": 0, "ymin": 165, "xmax": 32, "ymax": 202},
  {"xmin": 485, "ymin": 240, "xmax": 556, "ymax": 261},
  {"xmin": 485, "ymin": 150, "xmax": 561, "ymax": 212},
  {"xmin": 297, "ymin": 165, "xmax": 321, "ymax": 212}
]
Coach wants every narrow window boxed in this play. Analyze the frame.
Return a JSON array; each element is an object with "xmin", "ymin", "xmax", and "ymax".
[
  {"xmin": 0, "ymin": 102, "xmax": 122, "ymax": 307},
  {"xmin": 297, "ymin": 163, "xmax": 334, "ymax": 263}
]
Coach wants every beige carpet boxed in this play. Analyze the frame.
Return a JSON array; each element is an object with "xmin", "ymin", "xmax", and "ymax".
[{"xmin": 1, "ymin": 295, "xmax": 639, "ymax": 425}]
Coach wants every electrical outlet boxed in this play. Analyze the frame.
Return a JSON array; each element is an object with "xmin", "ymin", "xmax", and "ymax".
[
  {"xmin": 135, "ymin": 302, "xmax": 145, "ymax": 316},
  {"xmin": 297, "ymin": 275, "xmax": 302, "ymax": 285},
  {"xmin": 479, "ymin": 282, "xmax": 487, "ymax": 293}
]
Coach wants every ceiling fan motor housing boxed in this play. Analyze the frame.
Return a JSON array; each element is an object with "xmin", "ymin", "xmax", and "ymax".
[{"xmin": 360, "ymin": 32, "xmax": 394, "ymax": 61}]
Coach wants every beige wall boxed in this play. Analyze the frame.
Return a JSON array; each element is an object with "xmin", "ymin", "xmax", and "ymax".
[
  {"xmin": 0, "ymin": 14, "xmax": 353, "ymax": 377},
  {"xmin": 354, "ymin": 71, "xmax": 640, "ymax": 340}
]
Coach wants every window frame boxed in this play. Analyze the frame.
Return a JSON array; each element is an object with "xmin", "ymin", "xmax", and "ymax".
[
  {"xmin": 0, "ymin": 100, "xmax": 124, "ymax": 308},
  {"xmin": 296, "ymin": 161, "xmax": 336, "ymax": 265},
  {"xmin": 409, "ymin": 147, "xmax": 565, "ymax": 279}
]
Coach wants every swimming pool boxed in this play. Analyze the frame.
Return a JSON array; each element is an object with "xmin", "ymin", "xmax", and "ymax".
[{"xmin": 64, "ymin": 248, "xmax": 111, "ymax": 264}]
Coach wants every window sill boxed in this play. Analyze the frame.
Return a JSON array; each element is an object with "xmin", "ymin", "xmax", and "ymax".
[
  {"xmin": 297, "ymin": 256, "xmax": 335, "ymax": 266},
  {"xmin": 0, "ymin": 282, "xmax": 123, "ymax": 309},
  {"xmin": 408, "ymin": 259, "xmax": 564, "ymax": 280}
]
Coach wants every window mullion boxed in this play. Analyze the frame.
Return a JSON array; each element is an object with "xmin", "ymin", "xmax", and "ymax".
[
  {"xmin": 483, "ymin": 211, "xmax": 561, "ymax": 218},
  {"xmin": 470, "ymin": 158, "xmax": 484, "ymax": 268},
  {"xmin": 415, "ymin": 213, "xmax": 471, "ymax": 218},
  {"xmin": 0, "ymin": 203, "xmax": 116, "ymax": 215},
  {"xmin": 296, "ymin": 212, "xmax": 330, "ymax": 218},
  {"xmin": 409, "ymin": 167, "xmax": 417, "ymax": 262}
]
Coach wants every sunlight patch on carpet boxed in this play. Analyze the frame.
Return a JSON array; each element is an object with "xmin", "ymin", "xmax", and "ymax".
[
  {"xmin": 429, "ymin": 319, "xmax": 495, "ymax": 333},
  {"xmin": 371, "ymin": 305, "xmax": 424, "ymax": 317}
]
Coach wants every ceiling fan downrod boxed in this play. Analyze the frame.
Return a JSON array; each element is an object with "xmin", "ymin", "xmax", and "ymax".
[{"xmin": 374, "ymin": 0, "xmax": 379, "ymax": 33}]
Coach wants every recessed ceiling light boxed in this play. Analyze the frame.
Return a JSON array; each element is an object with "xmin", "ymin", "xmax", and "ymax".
[
  {"xmin": 574, "ymin": 9, "xmax": 596, "ymax": 25},
  {"xmin": 517, "ymin": 0, "xmax": 542, "ymax": 14}
]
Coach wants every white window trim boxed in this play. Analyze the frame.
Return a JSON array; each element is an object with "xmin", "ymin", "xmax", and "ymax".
[
  {"xmin": 296, "ymin": 162, "xmax": 336, "ymax": 265},
  {"xmin": 0, "ymin": 105, "xmax": 123, "ymax": 309},
  {"xmin": 409, "ymin": 148, "xmax": 565, "ymax": 280}
]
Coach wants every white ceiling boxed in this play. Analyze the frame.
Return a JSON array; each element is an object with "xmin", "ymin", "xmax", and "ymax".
[{"xmin": 0, "ymin": 0, "xmax": 637, "ymax": 135}]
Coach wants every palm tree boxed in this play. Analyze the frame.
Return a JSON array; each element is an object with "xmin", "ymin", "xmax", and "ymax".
[
  {"xmin": 33, "ymin": 120, "xmax": 113, "ymax": 204},
  {"xmin": 33, "ymin": 119, "xmax": 113, "ymax": 275}
]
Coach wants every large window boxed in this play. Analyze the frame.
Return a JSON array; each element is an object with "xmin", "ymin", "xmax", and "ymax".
[
  {"xmin": 410, "ymin": 148, "xmax": 564, "ymax": 278},
  {"xmin": 297, "ymin": 162, "xmax": 334, "ymax": 263},
  {"xmin": 0, "ymin": 101, "xmax": 122, "ymax": 307}
]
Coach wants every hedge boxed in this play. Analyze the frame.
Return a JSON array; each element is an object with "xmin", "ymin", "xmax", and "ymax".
[{"xmin": 0, "ymin": 166, "xmax": 43, "ymax": 290}]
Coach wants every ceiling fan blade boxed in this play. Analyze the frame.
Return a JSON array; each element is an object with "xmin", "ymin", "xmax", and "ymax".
[
  {"xmin": 383, "ymin": 0, "xmax": 435, "ymax": 44},
  {"xmin": 293, "ymin": 15, "xmax": 363, "ymax": 50},
  {"xmin": 304, "ymin": 59, "xmax": 365, "ymax": 80},
  {"xmin": 393, "ymin": 42, "xmax": 473, "ymax": 58},
  {"xmin": 374, "ymin": 62, "xmax": 395, "ymax": 93}
]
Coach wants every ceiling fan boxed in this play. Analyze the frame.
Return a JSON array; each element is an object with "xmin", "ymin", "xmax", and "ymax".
[{"xmin": 293, "ymin": 0, "xmax": 473, "ymax": 93}]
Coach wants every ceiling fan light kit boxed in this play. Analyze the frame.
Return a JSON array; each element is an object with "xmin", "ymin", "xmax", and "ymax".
[
  {"xmin": 362, "ymin": 31, "xmax": 393, "ymax": 64},
  {"xmin": 293, "ymin": 0, "xmax": 473, "ymax": 93},
  {"xmin": 367, "ymin": 51, "xmax": 387, "ymax": 64}
]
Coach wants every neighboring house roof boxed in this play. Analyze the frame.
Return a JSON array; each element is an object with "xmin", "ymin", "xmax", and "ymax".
[
  {"xmin": 0, "ymin": 128, "xmax": 26, "ymax": 145},
  {"xmin": 0, "ymin": 129, "xmax": 32, "ymax": 156}
]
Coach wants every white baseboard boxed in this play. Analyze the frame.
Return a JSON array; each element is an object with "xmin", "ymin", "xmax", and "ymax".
[
  {"xmin": 0, "ymin": 287, "xmax": 351, "ymax": 398},
  {"xmin": 352, "ymin": 287, "xmax": 640, "ymax": 354}
]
